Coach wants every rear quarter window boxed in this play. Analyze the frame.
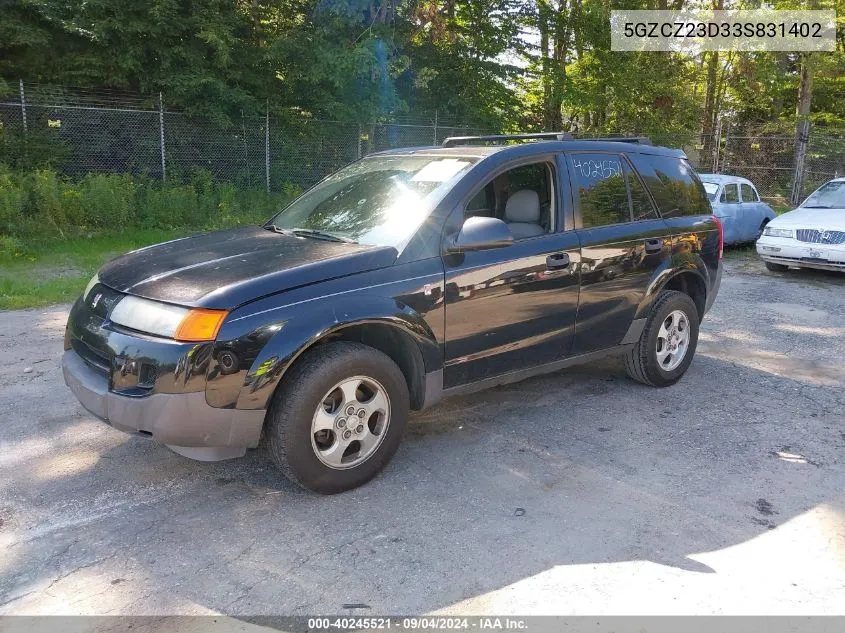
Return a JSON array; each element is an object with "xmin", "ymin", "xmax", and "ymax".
[{"xmin": 627, "ymin": 154, "xmax": 711, "ymax": 218}]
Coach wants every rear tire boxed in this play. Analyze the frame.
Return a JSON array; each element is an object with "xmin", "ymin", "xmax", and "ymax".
[
  {"xmin": 624, "ymin": 290, "xmax": 699, "ymax": 387},
  {"xmin": 265, "ymin": 341, "xmax": 409, "ymax": 494},
  {"xmin": 765, "ymin": 261, "xmax": 789, "ymax": 272}
]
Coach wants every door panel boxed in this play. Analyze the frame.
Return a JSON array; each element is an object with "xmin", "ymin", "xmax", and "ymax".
[
  {"xmin": 573, "ymin": 219, "xmax": 671, "ymax": 355},
  {"xmin": 565, "ymin": 150, "xmax": 672, "ymax": 355},
  {"xmin": 442, "ymin": 232, "xmax": 581, "ymax": 388}
]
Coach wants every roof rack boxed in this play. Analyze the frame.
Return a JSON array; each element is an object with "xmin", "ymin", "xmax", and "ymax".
[
  {"xmin": 441, "ymin": 132, "xmax": 574, "ymax": 147},
  {"xmin": 581, "ymin": 136, "xmax": 653, "ymax": 145},
  {"xmin": 441, "ymin": 132, "xmax": 653, "ymax": 148}
]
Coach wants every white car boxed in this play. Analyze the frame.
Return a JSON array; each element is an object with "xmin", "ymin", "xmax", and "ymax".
[{"xmin": 756, "ymin": 178, "xmax": 845, "ymax": 273}]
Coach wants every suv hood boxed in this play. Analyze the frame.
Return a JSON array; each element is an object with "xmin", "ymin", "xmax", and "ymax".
[{"xmin": 97, "ymin": 226, "xmax": 398, "ymax": 309}]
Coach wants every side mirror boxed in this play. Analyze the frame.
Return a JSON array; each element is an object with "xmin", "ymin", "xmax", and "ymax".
[{"xmin": 445, "ymin": 216, "xmax": 514, "ymax": 253}]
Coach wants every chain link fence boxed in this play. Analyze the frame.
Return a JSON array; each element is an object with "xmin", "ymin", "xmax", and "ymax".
[
  {"xmin": 0, "ymin": 82, "xmax": 487, "ymax": 193},
  {"xmin": 679, "ymin": 125, "xmax": 845, "ymax": 205},
  {"xmin": 2, "ymin": 82, "xmax": 844, "ymax": 205}
]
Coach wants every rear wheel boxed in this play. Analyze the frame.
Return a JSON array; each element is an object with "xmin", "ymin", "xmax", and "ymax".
[
  {"xmin": 625, "ymin": 290, "xmax": 699, "ymax": 387},
  {"xmin": 765, "ymin": 261, "xmax": 789, "ymax": 272},
  {"xmin": 266, "ymin": 341, "xmax": 409, "ymax": 494}
]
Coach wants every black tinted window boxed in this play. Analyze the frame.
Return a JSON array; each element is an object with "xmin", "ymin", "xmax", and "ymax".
[
  {"xmin": 721, "ymin": 183, "xmax": 739, "ymax": 203},
  {"xmin": 569, "ymin": 153, "xmax": 630, "ymax": 227},
  {"xmin": 627, "ymin": 154, "xmax": 711, "ymax": 217},
  {"xmin": 740, "ymin": 183, "xmax": 758, "ymax": 202}
]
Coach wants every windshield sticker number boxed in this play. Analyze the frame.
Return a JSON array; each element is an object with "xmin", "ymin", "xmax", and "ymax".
[{"xmin": 572, "ymin": 157, "xmax": 622, "ymax": 181}]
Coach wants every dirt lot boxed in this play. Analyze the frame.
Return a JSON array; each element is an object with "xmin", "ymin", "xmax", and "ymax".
[{"xmin": 1, "ymin": 255, "xmax": 844, "ymax": 617}]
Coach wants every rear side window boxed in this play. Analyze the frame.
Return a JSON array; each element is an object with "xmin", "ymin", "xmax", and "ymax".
[
  {"xmin": 721, "ymin": 183, "xmax": 739, "ymax": 203},
  {"xmin": 625, "ymin": 163, "xmax": 659, "ymax": 221},
  {"xmin": 627, "ymin": 154, "xmax": 711, "ymax": 217},
  {"xmin": 740, "ymin": 183, "xmax": 758, "ymax": 202},
  {"xmin": 568, "ymin": 153, "xmax": 629, "ymax": 227}
]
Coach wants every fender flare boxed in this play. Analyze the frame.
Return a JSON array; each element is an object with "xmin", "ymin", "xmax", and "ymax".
[
  {"xmin": 230, "ymin": 294, "xmax": 441, "ymax": 411},
  {"xmin": 633, "ymin": 254, "xmax": 710, "ymax": 322}
]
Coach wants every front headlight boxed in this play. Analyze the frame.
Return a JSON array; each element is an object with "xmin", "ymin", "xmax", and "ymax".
[
  {"xmin": 83, "ymin": 274, "xmax": 99, "ymax": 301},
  {"xmin": 763, "ymin": 227, "xmax": 794, "ymax": 238},
  {"xmin": 109, "ymin": 295, "xmax": 228, "ymax": 341}
]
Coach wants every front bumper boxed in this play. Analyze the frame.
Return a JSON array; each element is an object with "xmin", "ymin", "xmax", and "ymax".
[
  {"xmin": 756, "ymin": 238, "xmax": 845, "ymax": 272},
  {"xmin": 63, "ymin": 349, "xmax": 265, "ymax": 460}
]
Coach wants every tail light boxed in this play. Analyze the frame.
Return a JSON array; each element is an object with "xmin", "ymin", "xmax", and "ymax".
[{"xmin": 712, "ymin": 215, "xmax": 724, "ymax": 260}]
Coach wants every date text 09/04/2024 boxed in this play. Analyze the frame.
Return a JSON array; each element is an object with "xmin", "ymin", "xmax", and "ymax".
[{"xmin": 307, "ymin": 617, "xmax": 528, "ymax": 630}]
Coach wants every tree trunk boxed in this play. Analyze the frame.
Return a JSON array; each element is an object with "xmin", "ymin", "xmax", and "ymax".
[
  {"xmin": 791, "ymin": 53, "xmax": 813, "ymax": 205},
  {"xmin": 701, "ymin": 51, "xmax": 719, "ymax": 168},
  {"xmin": 549, "ymin": 0, "xmax": 570, "ymax": 131},
  {"xmin": 539, "ymin": 0, "xmax": 552, "ymax": 129},
  {"xmin": 700, "ymin": 0, "xmax": 723, "ymax": 166}
]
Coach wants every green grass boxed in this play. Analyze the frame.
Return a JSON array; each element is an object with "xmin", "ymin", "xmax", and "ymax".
[
  {"xmin": 0, "ymin": 166, "xmax": 300, "ymax": 309},
  {"xmin": 0, "ymin": 229, "xmax": 188, "ymax": 309}
]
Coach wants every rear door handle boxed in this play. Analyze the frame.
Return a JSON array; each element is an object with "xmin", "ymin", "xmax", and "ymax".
[
  {"xmin": 644, "ymin": 239, "xmax": 664, "ymax": 254},
  {"xmin": 546, "ymin": 252, "xmax": 570, "ymax": 269}
]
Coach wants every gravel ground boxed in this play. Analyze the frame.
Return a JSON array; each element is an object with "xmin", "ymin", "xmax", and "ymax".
[{"xmin": 1, "ymin": 256, "xmax": 843, "ymax": 618}]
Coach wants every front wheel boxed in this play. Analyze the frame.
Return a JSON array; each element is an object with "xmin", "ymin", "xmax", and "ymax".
[
  {"xmin": 266, "ymin": 341, "xmax": 409, "ymax": 494},
  {"xmin": 624, "ymin": 290, "xmax": 700, "ymax": 387}
]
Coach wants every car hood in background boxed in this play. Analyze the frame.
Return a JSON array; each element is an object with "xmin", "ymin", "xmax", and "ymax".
[
  {"xmin": 769, "ymin": 207, "xmax": 845, "ymax": 229},
  {"xmin": 97, "ymin": 226, "xmax": 398, "ymax": 309}
]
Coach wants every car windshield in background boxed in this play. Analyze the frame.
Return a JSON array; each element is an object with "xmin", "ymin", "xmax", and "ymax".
[
  {"xmin": 802, "ymin": 181, "xmax": 845, "ymax": 209},
  {"xmin": 266, "ymin": 155, "xmax": 476, "ymax": 247},
  {"xmin": 702, "ymin": 182, "xmax": 719, "ymax": 201}
]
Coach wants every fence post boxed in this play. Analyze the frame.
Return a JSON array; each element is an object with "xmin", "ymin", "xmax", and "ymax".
[
  {"xmin": 433, "ymin": 110, "xmax": 438, "ymax": 145},
  {"xmin": 158, "ymin": 92, "xmax": 166, "ymax": 183},
  {"xmin": 721, "ymin": 125, "xmax": 730, "ymax": 174},
  {"xmin": 19, "ymin": 79, "xmax": 27, "ymax": 135},
  {"xmin": 712, "ymin": 117, "xmax": 722, "ymax": 173},
  {"xmin": 265, "ymin": 99, "xmax": 270, "ymax": 193},
  {"xmin": 357, "ymin": 124, "xmax": 363, "ymax": 160},
  {"xmin": 791, "ymin": 121, "xmax": 810, "ymax": 206}
]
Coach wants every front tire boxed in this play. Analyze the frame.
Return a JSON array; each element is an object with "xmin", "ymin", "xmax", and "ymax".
[
  {"xmin": 624, "ymin": 290, "xmax": 699, "ymax": 387},
  {"xmin": 266, "ymin": 341, "xmax": 409, "ymax": 494}
]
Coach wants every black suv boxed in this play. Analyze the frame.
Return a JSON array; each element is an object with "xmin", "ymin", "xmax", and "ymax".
[{"xmin": 63, "ymin": 134, "xmax": 723, "ymax": 493}]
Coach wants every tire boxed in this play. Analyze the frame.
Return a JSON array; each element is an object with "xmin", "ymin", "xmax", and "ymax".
[
  {"xmin": 765, "ymin": 261, "xmax": 789, "ymax": 272},
  {"xmin": 265, "ymin": 341, "xmax": 409, "ymax": 494},
  {"xmin": 624, "ymin": 290, "xmax": 699, "ymax": 387}
]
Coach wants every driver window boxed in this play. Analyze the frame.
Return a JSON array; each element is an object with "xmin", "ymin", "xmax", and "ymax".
[
  {"xmin": 720, "ymin": 183, "xmax": 739, "ymax": 203},
  {"xmin": 464, "ymin": 162, "xmax": 555, "ymax": 239},
  {"xmin": 740, "ymin": 183, "xmax": 758, "ymax": 202}
]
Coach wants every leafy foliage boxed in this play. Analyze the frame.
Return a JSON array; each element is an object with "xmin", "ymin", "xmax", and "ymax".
[
  {"xmin": 0, "ymin": 165, "xmax": 295, "ymax": 239},
  {"xmin": 1, "ymin": 0, "xmax": 843, "ymax": 134}
]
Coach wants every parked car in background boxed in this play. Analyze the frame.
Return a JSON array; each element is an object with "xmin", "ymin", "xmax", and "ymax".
[
  {"xmin": 756, "ymin": 177, "xmax": 845, "ymax": 273},
  {"xmin": 699, "ymin": 174, "xmax": 777, "ymax": 244}
]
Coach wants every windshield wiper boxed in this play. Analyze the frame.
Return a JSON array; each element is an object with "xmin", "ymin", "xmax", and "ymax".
[
  {"xmin": 802, "ymin": 205, "xmax": 832, "ymax": 209},
  {"xmin": 265, "ymin": 224, "xmax": 356, "ymax": 243},
  {"xmin": 265, "ymin": 224, "xmax": 296, "ymax": 236}
]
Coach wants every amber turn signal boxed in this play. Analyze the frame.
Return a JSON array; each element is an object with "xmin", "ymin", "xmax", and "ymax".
[{"xmin": 174, "ymin": 309, "xmax": 229, "ymax": 342}]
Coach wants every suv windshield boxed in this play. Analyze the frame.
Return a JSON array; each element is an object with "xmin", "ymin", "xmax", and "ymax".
[
  {"xmin": 266, "ymin": 155, "xmax": 476, "ymax": 246},
  {"xmin": 801, "ymin": 181, "xmax": 845, "ymax": 209}
]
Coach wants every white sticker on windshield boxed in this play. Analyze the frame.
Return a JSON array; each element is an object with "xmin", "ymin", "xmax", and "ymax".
[{"xmin": 411, "ymin": 159, "xmax": 470, "ymax": 182}]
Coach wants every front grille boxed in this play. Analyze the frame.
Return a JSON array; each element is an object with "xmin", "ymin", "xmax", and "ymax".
[
  {"xmin": 795, "ymin": 229, "xmax": 845, "ymax": 245},
  {"xmin": 71, "ymin": 337, "xmax": 111, "ymax": 377}
]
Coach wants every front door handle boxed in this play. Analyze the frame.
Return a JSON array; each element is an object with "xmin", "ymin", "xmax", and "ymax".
[
  {"xmin": 644, "ymin": 238, "xmax": 664, "ymax": 254},
  {"xmin": 546, "ymin": 252, "xmax": 570, "ymax": 269}
]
